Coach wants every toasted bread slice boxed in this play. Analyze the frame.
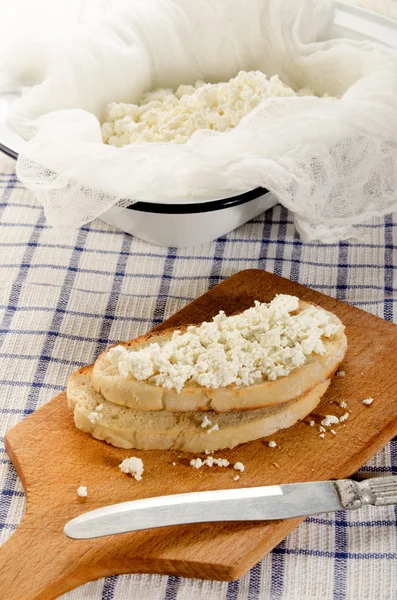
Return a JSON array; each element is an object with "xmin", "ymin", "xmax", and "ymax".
[
  {"xmin": 67, "ymin": 366, "xmax": 330, "ymax": 453},
  {"xmin": 92, "ymin": 301, "xmax": 346, "ymax": 413}
]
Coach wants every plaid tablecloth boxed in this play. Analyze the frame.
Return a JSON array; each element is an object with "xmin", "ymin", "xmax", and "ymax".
[{"xmin": 1, "ymin": 150, "xmax": 397, "ymax": 600}]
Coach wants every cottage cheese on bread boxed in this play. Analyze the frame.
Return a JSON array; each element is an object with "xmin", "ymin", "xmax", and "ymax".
[{"xmin": 106, "ymin": 295, "xmax": 340, "ymax": 393}]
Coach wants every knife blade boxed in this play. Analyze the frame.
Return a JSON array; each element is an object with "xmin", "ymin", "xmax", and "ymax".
[{"xmin": 64, "ymin": 476, "xmax": 397, "ymax": 540}]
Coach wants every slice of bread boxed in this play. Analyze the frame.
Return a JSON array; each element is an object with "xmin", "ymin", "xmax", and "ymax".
[
  {"xmin": 67, "ymin": 366, "xmax": 330, "ymax": 453},
  {"xmin": 91, "ymin": 301, "xmax": 346, "ymax": 413}
]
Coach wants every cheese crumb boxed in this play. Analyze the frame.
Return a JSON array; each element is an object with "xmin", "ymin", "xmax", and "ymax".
[
  {"xmin": 172, "ymin": 462, "xmax": 176, "ymax": 466},
  {"xmin": 309, "ymin": 420, "xmax": 315, "ymax": 427},
  {"xmin": 201, "ymin": 415, "xmax": 212, "ymax": 428},
  {"xmin": 319, "ymin": 433, "xmax": 325, "ymax": 439},
  {"xmin": 321, "ymin": 415, "xmax": 339, "ymax": 427},
  {"xmin": 88, "ymin": 403, "xmax": 103, "ymax": 424},
  {"xmin": 190, "ymin": 457, "xmax": 229, "ymax": 469},
  {"xmin": 88, "ymin": 412, "xmax": 99, "ymax": 424},
  {"xmin": 234, "ymin": 462, "xmax": 245, "ymax": 472},
  {"xmin": 106, "ymin": 295, "xmax": 340, "ymax": 392},
  {"xmin": 207, "ymin": 423, "xmax": 219, "ymax": 434},
  {"xmin": 234, "ymin": 475, "xmax": 240, "ymax": 481},
  {"xmin": 319, "ymin": 426, "xmax": 326, "ymax": 433},
  {"xmin": 362, "ymin": 397, "xmax": 374, "ymax": 405},
  {"xmin": 119, "ymin": 457, "xmax": 144, "ymax": 481},
  {"xmin": 340, "ymin": 401, "xmax": 347, "ymax": 409},
  {"xmin": 213, "ymin": 458, "xmax": 229, "ymax": 467},
  {"xmin": 268, "ymin": 441, "xmax": 277, "ymax": 448},
  {"xmin": 339, "ymin": 412, "xmax": 349, "ymax": 423},
  {"xmin": 330, "ymin": 429, "xmax": 337, "ymax": 435},
  {"xmin": 336, "ymin": 371, "xmax": 346, "ymax": 377},
  {"xmin": 77, "ymin": 486, "xmax": 87, "ymax": 497}
]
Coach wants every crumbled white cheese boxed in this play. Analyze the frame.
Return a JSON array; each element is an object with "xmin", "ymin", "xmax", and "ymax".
[
  {"xmin": 330, "ymin": 429, "xmax": 337, "ymax": 435},
  {"xmin": 212, "ymin": 458, "xmax": 229, "ymax": 468},
  {"xmin": 234, "ymin": 475, "xmax": 240, "ymax": 481},
  {"xmin": 336, "ymin": 371, "xmax": 346, "ymax": 377},
  {"xmin": 107, "ymin": 295, "xmax": 340, "ymax": 392},
  {"xmin": 321, "ymin": 415, "xmax": 339, "ymax": 427},
  {"xmin": 340, "ymin": 400, "xmax": 347, "ymax": 409},
  {"xmin": 362, "ymin": 397, "xmax": 374, "ymax": 405},
  {"xmin": 309, "ymin": 420, "xmax": 315, "ymax": 427},
  {"xmin": 102, "ymin": 71, "xmax": 316, "ymax": 146},
  {"xmin": 205, "ymin": 450, "xmax": 213, "ymax": 455},
  {"xmin": 339, "ymin": 412, "xmax": 349, "ymax": 423},
  {"xmin": 207, "ymin": 423, "xmax": 219, "ymax": 435},
  {"xmin": 172, "ymin": 462, "xmax": 176, "ymax": 466},
  {"xmin": 319, "ymin": 433, "xmax": 325, "ymax": 439},
  {"xmin": 88, "ymin": 411, "xmax": 99, "ymax": 424},
  {"xmin": 119, "ymin": 457, "xmax": 144, "ymax": 481},
  {"xmin": 77, "ymin": 486, "xmax": 87, "ymax": 497},
  {"xmin": 319, "ymin": 426, "xmax": 326, "ymax": 433},
  {"xmin": 201, "ymin": 415, "xmax": 212, "ymax": 428},
  {"xmin": 234, "ymin": 462, "xmax": 245, "ymax": 472},
  {"xmin": 268, "ymin": 441, "xmax": 277, "ymax": 448},
  {"xmin": 88, "ymin": 403, "xmax": 103, "ymax": 424},
  {"xmin": 190, "ymin": 457, "xmax": 229, "ymax": 469}
]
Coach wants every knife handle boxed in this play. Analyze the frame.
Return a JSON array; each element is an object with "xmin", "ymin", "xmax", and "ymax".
[{"xmin": 335, "ymin": 476, "xmax": 397, "ymax": 510}]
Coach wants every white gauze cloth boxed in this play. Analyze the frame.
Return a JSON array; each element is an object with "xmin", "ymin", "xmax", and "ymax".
[{"xmin": 1, "ymin": 0, "xmax": 397, "ymax": 241}]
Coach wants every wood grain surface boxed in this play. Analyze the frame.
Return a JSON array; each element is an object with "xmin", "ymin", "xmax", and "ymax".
[{"xmin": 1, "ymin": 269, "xmax": 397, "ymax": 600}]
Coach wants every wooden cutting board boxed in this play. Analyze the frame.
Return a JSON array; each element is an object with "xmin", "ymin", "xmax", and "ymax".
[{"xmin": 1, "ymin": 269, "xmax": 397, "ymax": 600}]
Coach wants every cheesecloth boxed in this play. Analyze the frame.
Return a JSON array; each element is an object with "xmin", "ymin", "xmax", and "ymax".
[{"xmin": 1, "ymin": 0, "xmax": 397, "ymax": 241}]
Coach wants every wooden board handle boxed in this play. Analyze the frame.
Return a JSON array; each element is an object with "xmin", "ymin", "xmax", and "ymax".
[{"xmin": 0, "ymin": 514, "xmax": 86, "ymax": 600}]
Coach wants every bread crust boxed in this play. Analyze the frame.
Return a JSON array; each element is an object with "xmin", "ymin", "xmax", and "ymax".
[{"xmin": 67, "ymin": 367, "xmax": 331, "ymax": 453}]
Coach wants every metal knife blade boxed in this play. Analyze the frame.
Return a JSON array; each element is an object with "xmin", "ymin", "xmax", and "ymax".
[
  {"xmin": 64, "ymin": 480, "xmax": 343, "ymax": 539},
  {"xmin": 64, "ymin": 476, "xmax": 397, "ymax": 540}
]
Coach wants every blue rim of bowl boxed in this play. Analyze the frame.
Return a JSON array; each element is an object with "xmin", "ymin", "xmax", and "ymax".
[{"xmin": 0, "ymin": 143, "xmax": 268, "ymax": 214}]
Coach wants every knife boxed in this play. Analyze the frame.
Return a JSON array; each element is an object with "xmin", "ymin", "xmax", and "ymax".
[{"xmin": 64, "ymin": 476, "xmax": 397, "ymax": 540}]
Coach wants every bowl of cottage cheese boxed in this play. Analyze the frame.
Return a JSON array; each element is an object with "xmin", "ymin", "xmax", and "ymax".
[{"xmin": 98, "ymin": 70, "xmax": 306, "ymax": 246}]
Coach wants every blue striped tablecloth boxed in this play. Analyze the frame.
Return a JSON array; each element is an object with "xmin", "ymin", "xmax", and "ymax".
[{"xmin": 0, "ymin": 151, "xmax": 396, "ymax": 600}]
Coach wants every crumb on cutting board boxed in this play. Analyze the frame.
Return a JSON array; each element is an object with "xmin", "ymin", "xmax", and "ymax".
[
  {"xmin": 233, "ymin": 462, "xmax": 245, "ymax": 472},
  {"xmin": 119, "ymin": 457, "xmax": 144, "ymax": 481},
  {"xmin": 362, "ymin": 397, "xmax": 374, "ymax": 405},
  {"xmin": 77, "ymin": 486, "xmax": 87, "ymax": 498},
  {"xmin": 321, "ymin": 415, "xmax": 339, "ymax": 427}
]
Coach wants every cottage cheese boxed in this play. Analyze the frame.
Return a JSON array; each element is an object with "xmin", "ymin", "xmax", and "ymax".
[
  {"xmin": 321, "ymin": 415, "xmax": 339, "ymax": 427},
  {"xmin": 106, "ymin": 295, "xmax": 339, "ymax": 393},
  {"xmin": 190, "ymin": 457, "xmax": 229, "ymax": 469},
  {"xmin": 102, "ymin": 71, "xmax": 315, "ymax": 146},
  {"xmin": 119, "ymin": 457, "xmax": 144, "ymax": 481},
  {"xmin": 233, "ymin": 462, "xmax": 245, "ymax": 472},
  {"xmin": 77, "ymin": 485, "xmax": 87, "ymax": 497},
  {"xmin": 88, "ymin": 403, "xmax": 103, "ymax": 424},
  {"xmin": 207, "ymin": 423, "xmax": 219, "ymax": 435},
  {"xmin": 201, "ymin": 415, "xmax": 212, "ymax": 428},
  {"xmin": 362, "ymin": 397, "xmax": 374, "ymax": 405}
]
